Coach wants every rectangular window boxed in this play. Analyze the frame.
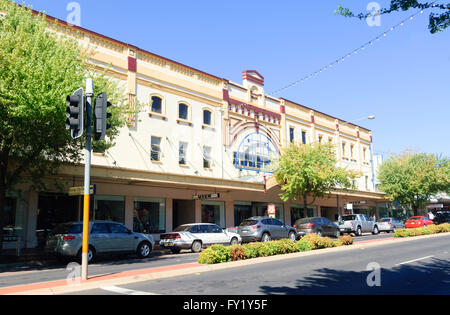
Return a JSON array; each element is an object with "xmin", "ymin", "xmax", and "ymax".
[
  {"xmin": 202, "ymin": 201, "xmax": 225, "ymax": 228},
  {"xmin": 289, "ymin": 127, "xmax": 295, "ymax": 144},
  {"xmin": 151, "ymin": 136, "xmax": 162, "ymax": 162},
  {"xmin": 179, "ymin": 142, "xmax": 188, "ymax": 165},
  {"xmin": 134, "ymin": 198, "xmax": 166, "ymax": 234},
  {"xmin": 179, "ymin": 103, "xmax": 189, "ymax": 120},
  {"xmin": 203, "ymin": 146, "xmax": 212, "ymax": 169},
  {"xmin": 350, "ymin": 144, "xmax": 355, "ymax": 159},
  {"xmin": 302, "ymin": 131, "xmax": 307, "ymax": 145},
  {"xmin": 151, "ymin": 96, "xmax": 162, "ymax": 114},
  {"xmin": 342, "ymin": 142, "xmax": 347, "ymax": 158},
  {"xmin": 92, "ymin": 195, "xmax": 125, "ymax": 224},
  {"xmin": 318, "ymin": 135, "xmax": 323, "ymax": 143}
]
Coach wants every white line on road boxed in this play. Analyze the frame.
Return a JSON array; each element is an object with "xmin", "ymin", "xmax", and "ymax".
[
  {"xmin": 396, "ymin": 256, "xmax": 435, "ymax": 266},
  {"xmin": 100, "ymin": 286, "xmax": 159, "ymax": 295}
]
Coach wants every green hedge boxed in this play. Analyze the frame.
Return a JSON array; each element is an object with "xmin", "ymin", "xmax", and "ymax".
[
  {"xmin": 197, "ymin": 234, "xmax": 354, "ymax": 265},
  {"xmin": 394, "ymin": 223, "xmax": 450, "ymax": 238}
]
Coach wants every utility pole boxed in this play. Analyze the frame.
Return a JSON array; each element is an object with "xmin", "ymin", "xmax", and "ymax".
[{"xmin": 81, "ymin": 78, "xmax": 93, "ymax": 281}]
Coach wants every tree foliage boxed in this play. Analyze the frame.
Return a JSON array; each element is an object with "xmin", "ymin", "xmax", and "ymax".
[
  {"xmin": 335, "ymin": 1, "xmax": 450, "ymax": 34},
  {"xmin": 274, "ymin": 143, "xmax": 359, "ymax": 211},
  {"xmin": 0, "ymin": 0, "xmax": 135, "ymax": 251},
  {"xmin": 377, "ymin": 151, "xmax": 450, "ymax": 215}
]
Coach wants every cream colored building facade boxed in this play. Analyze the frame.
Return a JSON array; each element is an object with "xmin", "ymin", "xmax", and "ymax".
[{"xmin": 5, "ymin": 14, "xmax": 388, "ymax": 249}]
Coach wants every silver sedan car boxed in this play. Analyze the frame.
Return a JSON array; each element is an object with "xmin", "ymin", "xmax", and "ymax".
[
  {"xmin": 45, "ymin": 221, "xmax": 155, "ymax": 262},
  {"xmin": 159, "ymin": 223, "xmax": 242, "ymax": 254},
  {"xmin": 377, "ymin": 218, "xmax": 405, "ymax": 233}
]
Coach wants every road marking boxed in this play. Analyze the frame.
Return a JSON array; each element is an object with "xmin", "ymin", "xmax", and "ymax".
[
  {"xmin": 396, "ymin": 256, "xmax": 435, "ymax": 266},
  {"xmin": 100, "ymin": 286, "xmax": 159, "ymax": 295}
]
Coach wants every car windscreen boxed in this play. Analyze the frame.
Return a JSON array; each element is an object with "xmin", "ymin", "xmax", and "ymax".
[
  {"xmin": 240, "ymin": 220, "xmax": 258, "ymax": 227},
  {"xmin": 173, "ymin": 225, "xmax": 193, "ymax": 232},
  {"xmin": 50, "ymin": 223, "xmax": 82, "ymax": 236},
  {"xmin": 342, "ymin": 215, "xmax": 357, "ymax": 221}
]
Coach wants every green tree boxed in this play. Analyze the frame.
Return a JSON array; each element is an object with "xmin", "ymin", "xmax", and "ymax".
[
  {"xmin": 335, "ymin": 1, "xmax": 450, "ymax": 34},
  {"xmin": 275, "ymin": 143, "xmax": 359, "ymax": 213},
  {"xmin": 0, "ymin": 1, "xmax": 134, "ymax": 252},
  {"xmin": 378, "ymin": 151, "xmax": 450, "ymax": 216}
]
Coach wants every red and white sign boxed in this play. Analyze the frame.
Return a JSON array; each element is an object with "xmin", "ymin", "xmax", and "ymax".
[{"xmin": 268, "ymin": 205, "xmax": 276, "ymax": 216}]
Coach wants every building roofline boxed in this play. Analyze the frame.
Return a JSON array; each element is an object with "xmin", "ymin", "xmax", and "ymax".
[{"xmin": 280, "ymin": 98, "xmax": 372, "ymax": 132}]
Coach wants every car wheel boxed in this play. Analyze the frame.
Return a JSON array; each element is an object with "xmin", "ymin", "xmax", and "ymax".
[
  {"xmin": 261, "ymin": 233, "xmax": 271, "ymax": 242},
  {"xmin": 230, "ymin": 237, "xmax": 239, "ymax": 246},
  {"xmin": 356, "ymin": 227, "xmax": 362, "ymax": 237},
  {"xmin": 191, "ymin": 241, "xmax": 202, "ymax": 253},
  {"xmin": 288, "ymin": 232, "xmax": 296, "ymax": 242},
  {"xmin": 372, "ymin": 226, "xmax": 379, "ymax": 235},
  {"xmin": 334, "ymin": 230, "xmax": 341, "ymax": 238},
  {"xmin": 77, "ymin": 246, "xmax": 96, "ymax": 264},
  {"xmin": 316, "ymin": 230, "xmax": 323, "ymax": 237},
  {"xmin": 137, "ymin": 241, "xmax": 152, "ymax": 259},
  {"xmin": 423, "ymin": 224, "xmax": 427, "ymax": 228}
]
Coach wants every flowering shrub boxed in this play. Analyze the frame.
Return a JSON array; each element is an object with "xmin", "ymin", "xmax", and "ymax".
[
  {"xmin": 197, "ymin": 234, "xmax": 355, "ymax": 265},
  {"xmin": 394, "ymin": 223, "xmax": 450, "ymax": 238}
]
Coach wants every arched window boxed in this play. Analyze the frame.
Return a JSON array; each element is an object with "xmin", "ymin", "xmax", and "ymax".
[
  {"xmin": 203, "ymin": 108, "xmax": 213, "ymax": 126},
  {"xmin": 178, "ymin": 102, "xmax": 190, "ymax": 121},
  {"xmin": 150, "ymin": 95, "xmax": 164, "ymax": 115},
  {"xmin": 234, "ymin": 133, "xmax": 280, "ymax": 174}
]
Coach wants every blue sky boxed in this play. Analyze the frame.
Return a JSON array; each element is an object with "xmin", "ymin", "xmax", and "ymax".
[{"xmin": 18, "ymin": 0, "xmax": 450, "ymax": 157}]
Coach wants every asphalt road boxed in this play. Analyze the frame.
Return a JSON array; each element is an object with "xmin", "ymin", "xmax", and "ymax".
[
  {"xmin": 0, "ymin": 232, "xmax": 395, "ymax": 289},
  {"xmin": 69, "ymin": 234, "xmax": 450, "ymax": 295}
]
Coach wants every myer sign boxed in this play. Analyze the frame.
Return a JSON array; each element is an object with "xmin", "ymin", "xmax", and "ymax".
[{"xmin": 193, "ymin": 193, "xmax": 221, "ymax": 200}]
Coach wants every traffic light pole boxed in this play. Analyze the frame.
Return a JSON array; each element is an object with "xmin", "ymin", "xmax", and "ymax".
[{"xmin": 81, "ymin": 78, "xmax": 94, "ymax": 281}]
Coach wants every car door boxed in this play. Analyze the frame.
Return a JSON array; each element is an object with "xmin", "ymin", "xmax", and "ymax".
[
  {"xmin": 271, "ymin": 219, "xmax": 286, "ymax": 239},
  {"xmin": 198, "ymin": 224, "xmax": 213, "ymax": 246},
  {"xmin": 209, "ymin": 224, "xmax": 228, "ymax": 245},
  {"xmin": 321, "ymin": 218, "xmax": 333, "ymax": 236},
  {"xmin": 90, "ymin": 222, "xmax": 112, "ymax": 253},
  {"xmin": 362, "ymin": 215, "xmax": 371, "ymax": 232},
  {"xmin": 108, "ymin": 222, "xmax": 137, "ymax": 252}
]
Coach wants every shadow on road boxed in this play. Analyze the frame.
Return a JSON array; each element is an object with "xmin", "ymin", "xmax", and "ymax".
[
  {"xmin": 0, "ymin": 250, "xmax": 198, "ymax": 274},
  {"xmin": 259, "ymin": 258, "xmax": 450, "ymax": 295}
]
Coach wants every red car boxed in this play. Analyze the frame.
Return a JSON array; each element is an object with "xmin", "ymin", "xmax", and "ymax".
[{"xmin": 405, "ymin": 216, "xmax": 435, "ymax": 229}]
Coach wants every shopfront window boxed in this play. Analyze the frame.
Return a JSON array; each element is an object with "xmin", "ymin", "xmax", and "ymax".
[
  {"xmin": 202, "ymin": 201, "xmax": 225, "ymax": 228},
  {"xmin": 2, "ymin": 198, "xmax": 16, "ymax": 235},
  {"xmin": 291, "ymin": 205, "xmax": 317, "ymax": 225},
  {"xmin": 134, "ymin": 198, "xmax": 166, "ymax": 234},
  {"xmin": 234, "ymin": 202, "xmax": 285, "ymax": 226},
  {"xmin": 92, "ymin": 195, "xmax": 125, "ymax": 224}
]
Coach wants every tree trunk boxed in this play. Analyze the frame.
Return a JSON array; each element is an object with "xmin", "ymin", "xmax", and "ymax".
[
  {"xmin": 303, "ymin": 193, "xmax": 309, "ymax": 218},
  {"xmin": 412, "ymin": 205, "xmax": 419, "ymax": 217}
]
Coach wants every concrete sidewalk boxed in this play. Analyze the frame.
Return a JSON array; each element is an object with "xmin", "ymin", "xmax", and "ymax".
[{"xmin": 1, "ymin": 233, "xmax": 448, "ymax": 295}]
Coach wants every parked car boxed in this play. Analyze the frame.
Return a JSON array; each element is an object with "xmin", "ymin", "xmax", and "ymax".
[
  {"xmin": 405, "ymin": 216, "xmax": 435, "ymax": 229},
  {"xmin": 45, "ymin": 221, "xmax": 155, "ymax": 263},
  {"xmin": 377, "ymin": 218, "xmax": 405, "ymax": 233},
  {"xmin": 433, "ymin": 211, "xmax": 450, "ymax": 225},
  {"xmin": 337, "ymin": 214, "xmax": 380, "ymax": 236},
  {"xmin": 159, "ymin": 223, "xmax": 241, "ymax": 254},
  {"xmin": 238, "ymin": 217, "xmax": 297, "ymax": 243},
  {"xmin": 294, "ymin": 217, "xmax": 341, "ymax": 239}
]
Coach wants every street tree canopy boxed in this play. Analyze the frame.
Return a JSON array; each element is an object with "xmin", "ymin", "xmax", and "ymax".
[
  {"xmin": 335, "ymin": 1, "xmax": 450, "ymax": 34},
  {"xmin": 377, "ymin": 151, "xmax": 450, "ymax": 215},
  {"xmin": 0, "ymin": 1, "xmax": 136, "ymax": 251},
  {"xmin": 274, "ymin": 143, "xmax": 360, "ymax": 213}
]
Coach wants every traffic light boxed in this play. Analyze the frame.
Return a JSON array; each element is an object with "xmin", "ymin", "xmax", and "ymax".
[
  {"xmin": 66, "ymin": 88, "xmax": 84, "ymax": 139},
  {"xmin": 94, "ymin": 92, "xmax": 112, "ymax": 141}
]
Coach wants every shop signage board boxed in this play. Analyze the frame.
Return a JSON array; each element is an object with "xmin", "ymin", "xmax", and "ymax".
[
  {"xmin": 193, "ymin": 193, "xmax": 221, "ymax": 200},
  {"xmin": 268, "ymin": 204, "xmax": 276, "ymax": 218},
  {"xmin": 68, "ymin": 185, "xmax": 96, "ymax": 196}
]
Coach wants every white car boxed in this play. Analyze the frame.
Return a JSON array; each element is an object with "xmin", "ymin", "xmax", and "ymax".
[{"xmin": 159, "ymin": 223, "xmax": 242, "ymax": 254}]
